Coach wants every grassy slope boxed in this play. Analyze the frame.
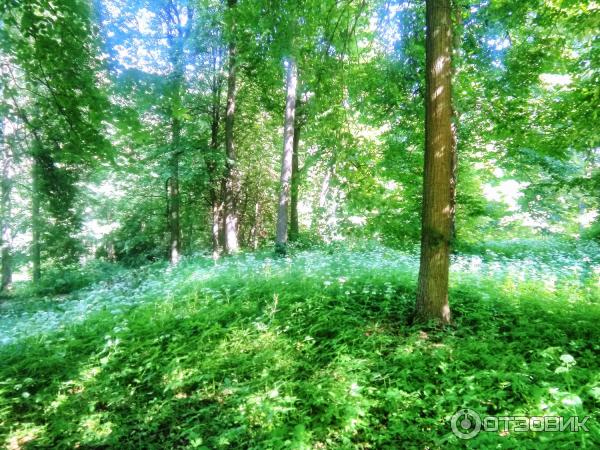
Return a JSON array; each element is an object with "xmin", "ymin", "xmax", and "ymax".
[{"xmin": 0, "ymin": 245, "xmax": 599, "ymax": 449}]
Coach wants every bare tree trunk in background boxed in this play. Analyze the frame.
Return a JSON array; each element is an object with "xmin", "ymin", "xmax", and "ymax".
[
  {"xmin": 31, "ymin": 155, "xmax": 42, "ymax": 283},
  {"xmin": 238, "ymin": 186, "xmax": 250, "ymax": 246},
  {"xmin": 186, "ymin": 204, "xmax": 194, "ymax": 251},
  {"xmin": 318, "ymin": 165, "xmax": 332, "ymax": 209},
  {"xmin": 209, "ymin": 58, "xmax": 223, "ymax": 258},
  {"xmin": 275, "ymin": 58, "xmax": 298, "ymax": 254},
  {"xmin": 289, "ymin": 113, "xmax": 301, "ymax": 242},
  {"xmin": 211, "ymin": 192, "xmax": 221, "ymax": 257},
  {"xmin": 169, "ymin": 116, "xmax": 182, "ymax": 264},
  {"xmin": 1, "ymin": 132, "xmax": 13, "ymax": 292},
  {"xmin": 106, "ymin": 238, "xmax": 116, "ymax": 262},
  {"xmin": 415, "ymin": 0, "xmax": 455, "ymax": 324},
  {"xmin": 164, "ymin": 3, "xmax": 192, "ymax": 264},
  {"xmin": 223, "ymin": 0, "xmax": 239, "ymax": 254},
  {"xmin": 249, "ymin": 201, "xmax": 260, "ymax": 250}
]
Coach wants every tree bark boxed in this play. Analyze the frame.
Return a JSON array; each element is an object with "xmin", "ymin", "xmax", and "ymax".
[
  {"xmin": 1, "ymin": 133, "xmax": 12, "ymax": 292},
  {"xmin": 289, "ymin": 115, "xmax": 301, "ymax": 242},
  {"xmin": 202, "ymin": 45, "xmax": 224, "ymax": 257},
  {"xmin": 415, "ymin": 0, "xmax": 455, "ymax": 324},
  {"xmin": 449, "ymin": 7, "xmax": 462, "ymax": 245},
  {"xmin": 250, "ymin": 201, "xmax": 260, "ymax": 250},
  {"xmin": 223, "ymin": 0, "xmax": 239, "ymax": 254},
  {"xmin": 209, "ymin": 60, "xmax": 223, "ymax": 257},
  {"xmin": 168, "ymin": 117, "xmax": 181, "ymax": 265},
  {"xmin": 164, "ymin": 10, "xmax": 188, "ymax": 265},
  {"xmin": 31, "ymin": 155, "xmax": 42, "ymax": 283},
  {"xmin": 275, "ymin": 58, "xmax": 298, "ymax": 253},
  {"xmin": 163, "ymin": 2, "xmax": 191, "ymax": 264}
]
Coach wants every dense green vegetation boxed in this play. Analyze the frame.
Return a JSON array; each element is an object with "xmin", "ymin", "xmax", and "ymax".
[
  {"xmin": 1, "ymin": 0, "xmax": 599, "ymax": 448},
  {"xmin": 1, "ymin": 243, "xmax": 599, "ymax": 448}
]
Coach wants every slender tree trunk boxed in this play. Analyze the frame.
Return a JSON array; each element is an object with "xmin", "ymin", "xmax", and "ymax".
[
  {"xmin": 186, "ymin": 206, "xmax": 193, "ymax": 251},
  {"xmin": 211, "ymin": 198, "xmax": 221, "ymax": 256},
  {"xmin": 223, "ymin": 0, "xmax": 239, "ymax": 254},
  {"xmin": 106, "ymin": 238, "xmax": 115, "ymax": 262},
  {"xmin": 275, "ymin": 58, "xmax": 298, "ymax": 253},
  {"xmin": 415, "ymin": 0, "xmax": 455, "ymax": 324},
  {"xmin": 163, "ymin": 4, "xmax": 191, "ymax": 264},
  {"xmin": 318, "ymin": 165, "xmax": 332, "ymax": 209},
  {"xmin": 251, "ymin": 202, "xmax": 260, "ymax": 250},
  {"xmin": 238, "ymin": 186, "xmax": 250, "ymax": 246},
  {"xmin": 289, "ymin": 115, "xmax": 301, "ymax": 242},
  {"xmin": 208, "ymin": 137, "xmax": 222, "ymax": 259},
  {"xmin": 31, "ymin": 156, "xmax": 42, "ymax": 283},
  {"xmin": 207, "ymin": 46, "xmax": 224, "ymax": 258},
  {"xmin": 169, "ymin": 117, "xmax": 182, "ymax": 264},
  {"xmin": 1, "ymin": 138, "xmax": 12, "ymax": 292},
  {"xmin": 1, "ymin": 245, "xmax": 12, "ymax": 292},
  {"xmin": 219, "ymin": 179, "xmax": 226, "ymax": 249},
  {"xmin": 209, "ymin": 79, "xmax": 222, "ymax": 257}
]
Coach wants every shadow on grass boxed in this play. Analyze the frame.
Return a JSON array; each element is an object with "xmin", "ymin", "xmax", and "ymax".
[{"xmin": 0, "ymin": 268, "xmax": 598, "ymax": 449}]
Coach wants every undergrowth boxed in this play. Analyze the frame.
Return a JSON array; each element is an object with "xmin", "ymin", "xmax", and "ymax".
[{"xmin": 0, "ymin": 244, "xmax": 598, "ymax": 449}]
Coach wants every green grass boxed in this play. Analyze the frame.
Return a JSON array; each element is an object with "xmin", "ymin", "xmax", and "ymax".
[{"xmin": 0, "ymin": 244, "xmax": 599, "ymax": 449}]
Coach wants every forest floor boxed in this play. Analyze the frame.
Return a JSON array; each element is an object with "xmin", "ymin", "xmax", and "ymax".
[{"xmin": 0, "ymin": 240, "xmax": 599, "ymax": 449}]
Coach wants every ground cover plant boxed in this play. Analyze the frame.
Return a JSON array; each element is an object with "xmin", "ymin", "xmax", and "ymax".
[
  {"xmin": 1, "ymin": 242, "xmax": 598, "ymax": 449},
  {"xmin": 1, "ymin": 0, "xmax": 599, "ymax": 448}
]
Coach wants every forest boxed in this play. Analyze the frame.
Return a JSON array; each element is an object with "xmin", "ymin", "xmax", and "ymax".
[{"xmin": 0, "ymin": 0, "xmax": 599, "ymax": 448}]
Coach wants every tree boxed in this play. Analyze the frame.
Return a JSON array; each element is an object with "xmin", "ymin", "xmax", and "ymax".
[
  {"xmin": 163, "ymin": 0, "xmax": 192, "ymax": 264},
  {"xmin": 31, "ymin": 148, "xmax": 42, "ymax": 283},
  {"xmin": 289, "ymin": 99, "xmax": 302, "ymax": 242},
  {"xmin": 1, "ymin": 0, "xmax": 110, "ymax": 281},
  {"xmin": 415, "ymin": 0, "xmax": 455, "ymax": 324},
  {"xmin": 222, "ymin": 0, "xmax": 240, "ymax": 254},
  {"xmin": 275, "ymin": 58, "xmax": 297, "ymax": 253},
  {"xmin": 0, "ymin": 120, "xmax": 13, "ymax": 291},
  {"xmin": 207, "ymin": 43, "xmax": 225, "ymax": 257}
]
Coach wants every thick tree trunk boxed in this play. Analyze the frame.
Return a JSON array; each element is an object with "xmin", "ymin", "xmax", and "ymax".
[
  {"xmin": 415, "ymin": 0, "xmax": 455, "ymax": 324},
  {"xmin": 169, "ymin": 117, "xmax": 182, "ymax": 264},
  {"xmin": 223, "ymin": 0, "xmax": 239, "ymax": 254},
  {"xmin": 275, "ymin": 58, "xmax": 298, "ymax": 253},
  {"xmin": 31, "ymin": 156, "xmax": 42, "ymax": 283},
  {"xmin": 289, "ymin": 116, "xmax": 301, "ymax": 242}
]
